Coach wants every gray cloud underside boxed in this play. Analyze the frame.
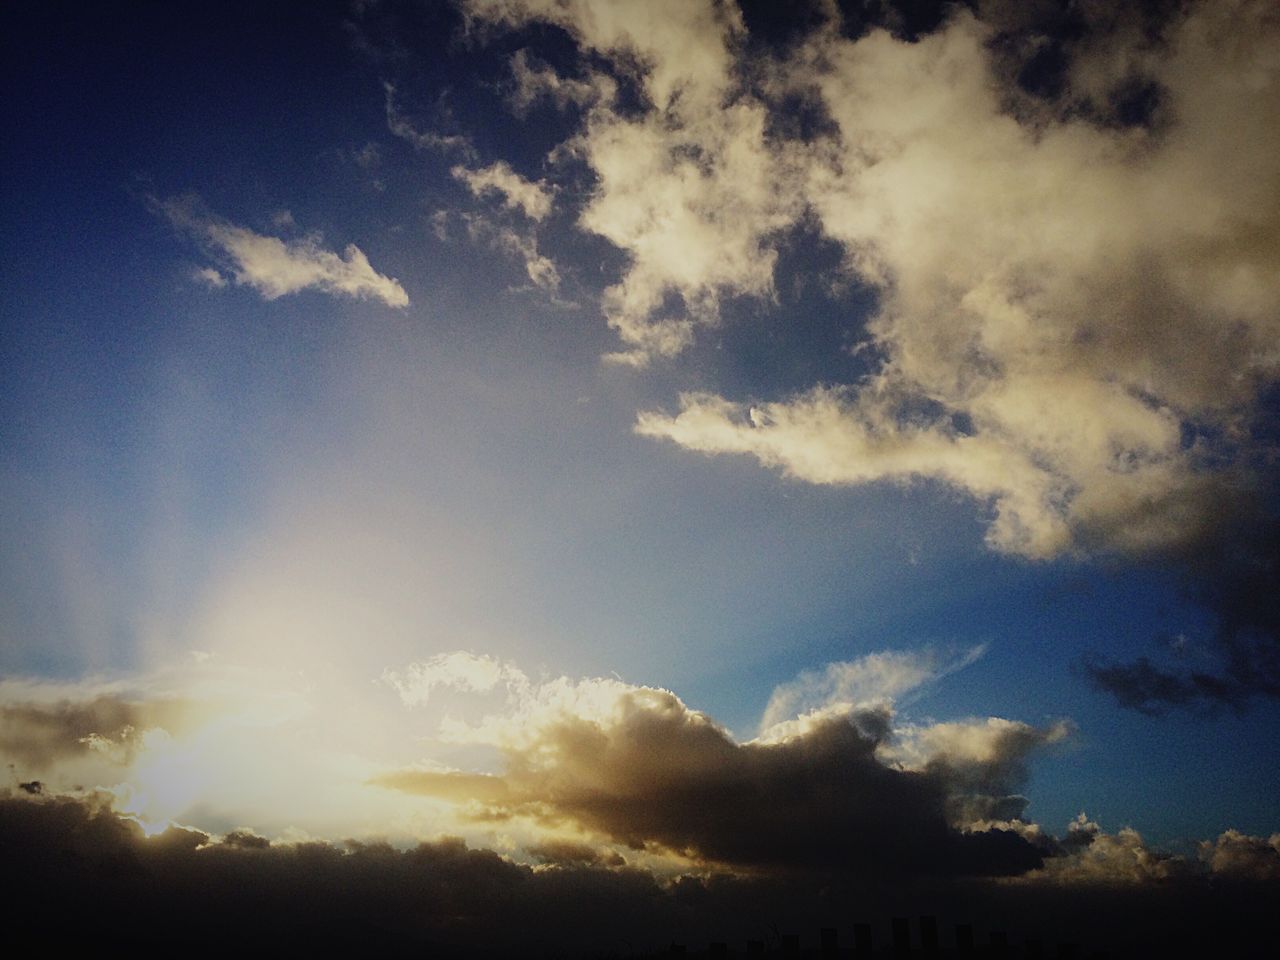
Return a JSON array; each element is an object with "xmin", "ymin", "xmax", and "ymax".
[
  {"xmin": 0, "ymin": 695, "xmax": 189, "ymax": 773},
  {"xmin": 4, "ymin": 790, "xmax": 1276, "ymax": 957},
  {"xmin": 377, "ymin": 687, "xmax": 1057, "ymax": 878}
]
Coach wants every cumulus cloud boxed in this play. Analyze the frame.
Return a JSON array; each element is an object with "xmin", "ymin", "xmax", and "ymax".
[
  {"xmin": 1200, "ymin": 829, "xmax": 1280, "ymax": 881},
  {"xmin": 1029, "ymin": 814, "xmax": 1193, "ymax": 885},
  {"xmin": 374, "ymin": 649, "xmax": 1071, "ymax": 878},
  {"xmin": 886, "ymin": 717, "xmax": 1073, "ymax": 828},
  {"xmin": 191, "ymin": 265, "xmax": 227, "ymax": 288},
  {"xmin": 463, "ymin": 0, "xmax": 801, "ymax": 367},
  {"xmin": 636, "ymin": 1, "xmax": 1280, "ymax": 561},
  {"xmin": 382, "ymin": 689, "xmax": 1043, "ymax": 877},
  {"xmin": 452, "ymin": 160, "xmax": 554, "ymax": 220},
  {"xmin": 455, "ymin": 0, "xmax": 1280, "ymax": 707},
  {"xmin": 158, "ymin": 197, "xmax": 409, "ymax": 307}
]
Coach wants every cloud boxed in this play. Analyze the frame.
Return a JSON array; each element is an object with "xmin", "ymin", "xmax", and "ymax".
[
  {"xmin": 4, "ymin": 788, "xmax": 1274, "ymax": 957},
  {"xmin": 460, "ymin": 0, "xmax": 744, "ymax": 113},
  {"xmin": 527, "ymin": 838, "xmax": 625, "ymax": 867},
  {"xmin": 464, "ymin": 214, "xmax": 565, "ymax": 296},
  {"xmin": 507, "ymin": 48, "xmax": 611, "ymax": 115},
  {"xmin": 382, "ymin": 651, "xmax": 529, "ymax": 707},
  {"xmin": 1083, "ymin": 515, "xmax": 1280, "ymax": 710},
  {"xmin": 452, "ymin": 160, "xmax": 554, "ymax": 220},
  {"xmin": 1200, "ymin": 829, "xmax": 1280, "ymax": 881},
  {"xmin": 375, "ymin": 652, "xmax": 1064, "ymax": 878},
  {"xmin": 758, "ymin": 645, "xmax": 988, "ymax": 737},
  {"xmin": 635, "ymin": 1, "xmax": 1280, "ymax": 561},
  {"xmin": 1028, "ymin": 815, "xmax": 1194, "ymax": 885},
  {"xmin": 885, "ymin": 717, "xmax": 1073, "ymax": 829},
  {"xmin": 463, "ymin": 0, "xmax": 801, "ymax": 367},
  {"xmin": 0, "ymin": 691, "xmax": 190, "ymax": 774},
  {"xmin": 191, "ymin": 266, "xmax": 227, "ymax": 288},
  {"xmin": 158, "ymin": 197, "xmax": 409, "ymax": 307},
  {"xmin": 457, "ymin": 0, "xmax": 1280, "ymax": 708},
  {"xmin": 383, "ymin": 81, "xmax": 475, "ymax": 156}
]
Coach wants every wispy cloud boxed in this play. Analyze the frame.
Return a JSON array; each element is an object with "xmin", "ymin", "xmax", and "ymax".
[
  {"xmin": 381, "ymin": 651, "xmax": 528, "ymax": 707},
  {"xmin": 757, "ymin": 645, "xmax": 988, "ymax": 737},
  {"xmin": 383, "ymin": 82, "xmax": 474, "ymax": 156},
  {"xmin": 157, "ymin": 197, "xmax": 409, "ymax": 307},
  {"xmin": 452, "ymin": 161, "xmax": 554, "ymax": 221},
  {"xmin": 464, "ymin": 214, "xmax": 565, "ymax": 298}
]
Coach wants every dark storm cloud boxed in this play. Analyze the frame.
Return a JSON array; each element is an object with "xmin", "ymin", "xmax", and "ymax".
[
  {"xmin": 1087, "ymin": 505, "xmax": 1280, "ymax": 711},
  {"xmin": 3, "ymin": 789, "xmax": 1276, "ymax": 958},
  {"xmin": 379, "ymin": 689, "xmax": 1045, "ymax": 878}
]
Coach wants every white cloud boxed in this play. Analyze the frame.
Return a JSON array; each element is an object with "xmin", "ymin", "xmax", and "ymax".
[
  {"xmin": 758, "ymin": 645, "xmax": 987, "ymax": 736},
  {"xmin": 159, "ymin": 198, "xmax": 409, "ymax": 308},
  {"xmin": 1029, "ymin": 815, "xmax": 1193, "ymax": 884},
  {"xmin": 628, "ymin": 1, "xmax": 1280, "ymax": 559},
  {"xmin": 1199, "ymin": 829, "xmax": 1280, "ymax": 880},
  {"xmin": 507, "ymin": 48, "xmax": 610, "ymax": 115},
  {"xmin": 464, "ymin": 0, "xmax": 800, "ymax": 367},
  {"xmin": 382, "ymin": 651, "xmax": 528, "ymax": 708},
  {"xmin": 462, "ymin": 0, "xmax": 744, "ymax": 113},
  {"xmin": 466, "ymin": 215, "xmax": 564, "ymax": 295},
  {"xmin": 637, "ymin": 389, "xmax": 1070, "ymax": 558},
  {"xmin": 192, "ymin": 266, "xmax": 227, "ymax": 289},
  {"xmin": 459, "ymin": 0, "xmax": 1280, "ymax": 560},
  {"xmin": 452, "ymin": 160, "xmax": 554, "ymax": 221}
]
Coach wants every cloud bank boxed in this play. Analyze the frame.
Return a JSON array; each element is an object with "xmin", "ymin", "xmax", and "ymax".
[
  {"xmin": 1, "ymin": 646, "xmax": 1275, "ymax": 954},
  {"xmin": 3, "ymin": 786, "xmax": 1276, "ymax": 958}
]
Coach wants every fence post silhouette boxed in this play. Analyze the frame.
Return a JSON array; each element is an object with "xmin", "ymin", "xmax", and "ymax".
[
  {"xmin": 892, "ymin": 917, "xmax": 910, "ymax": 956},
  {"xmin": 781, "ymin": 933, "xmax": 800, "ymax": 956},
  {"xmin": 955, "ymin": 923, "xmax": 975, "ymax": 955},
  {"xmin": 920, "ymin": 916, "xmax": 939, "ymax": 956},
  {"xmin": 821, "ymin": 927, "xmax": 838, "ymax": 957},
  {"xmin": 854, "ymin": 923, "xmax": 873, "ymax": 956},
  {"xmin": 746, "ymin": 940, "xmax": 764, "ymax": 954},
  {"xmin": 989, "ymin": 930, "xmax": 1008, "ymax": 959}
]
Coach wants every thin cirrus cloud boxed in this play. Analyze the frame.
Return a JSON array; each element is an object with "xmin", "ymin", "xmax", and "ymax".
[
  {"xmin": 756, "ymin": 644, "xmax": 989, "ymax": 738},
  {"xmin": 156, "ymin": 196, "xmax": 409, "ymax": 307},
  {"xmin": 446, "ymin": 0, "xmax": 1280, "ymax": 710}
]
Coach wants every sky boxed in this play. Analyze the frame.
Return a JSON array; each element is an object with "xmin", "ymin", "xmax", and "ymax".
[{"xmin": 2, "ymin": 0, "xmax": 1279, "ymax": 953}]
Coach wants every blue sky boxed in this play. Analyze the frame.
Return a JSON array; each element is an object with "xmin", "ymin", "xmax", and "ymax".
[{"xmin": 3, "ymin": 0, "xmax": 1279, "ymax": 884}]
